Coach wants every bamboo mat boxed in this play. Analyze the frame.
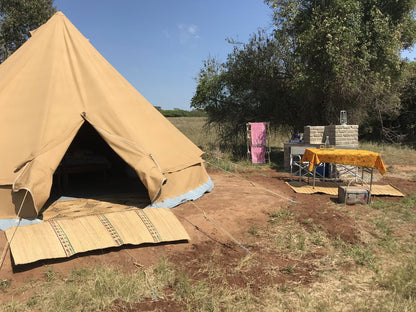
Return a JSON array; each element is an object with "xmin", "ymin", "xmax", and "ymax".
[
  {"xmin": 5, "ymin": 208, "xmax": 189, "ymax": 265},
  {"xmin": 286, "ymin": 181, "xmax": 404, "ymax": 197}
]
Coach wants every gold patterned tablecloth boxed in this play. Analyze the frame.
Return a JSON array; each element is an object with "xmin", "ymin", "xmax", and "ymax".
[{"xmin": 301, "ymin": 148, "xmax": 387, "ymax": 175}]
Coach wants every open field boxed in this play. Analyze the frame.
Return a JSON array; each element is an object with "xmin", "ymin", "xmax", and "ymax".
[
  {"xmin": 167, "ymin": 117, "xmax": 291, "ymax": 152},
  {"xmin": 1, "ymin": 117, "xmax": 415, "ymax": 311}
]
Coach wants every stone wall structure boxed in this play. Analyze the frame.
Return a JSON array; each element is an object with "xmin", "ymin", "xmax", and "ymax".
[
  {"xmin": 284, "ymin": 125, "xmax": 359, "ymax": 171},
  {"xmin": 302, "ymin": 126, "xmax": 325, "ymax": 145},
  {"xmin": 304, "ymin": 125, "xmax": 358, "ymax": 147}
]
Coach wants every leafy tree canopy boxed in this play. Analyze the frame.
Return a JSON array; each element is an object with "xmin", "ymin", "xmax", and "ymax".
[
  {"xmin": 279, "ymin": 0, "xmax": 416, "ymax": 125},
  {"xmin": 192, "ymin": 0, "xmax": 416, "ymax": 145},
  {"xmin": 0, "ymin": 0, "xmax": 56, "ymax": 63}
]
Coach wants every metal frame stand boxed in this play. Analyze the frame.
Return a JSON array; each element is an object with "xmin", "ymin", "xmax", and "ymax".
[{"xmin": 246, "ymin": 122, "xmax": 271, "ymax": 164}]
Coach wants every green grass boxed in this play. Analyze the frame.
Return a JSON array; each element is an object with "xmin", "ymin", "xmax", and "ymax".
[
  {"xmin": 371, "ymin": 218, "xmax": 393, "ymax": 236},
  {"xmin": 1, "ymin": 259, "xmax": 259, "ymax": 312},
  {"xmin": 2, "ymin": 261, "xmax": 171, "ymax": 312}
]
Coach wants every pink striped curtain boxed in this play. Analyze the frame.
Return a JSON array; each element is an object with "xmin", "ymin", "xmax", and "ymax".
[{"xmin": 250, "ymin": 122, "xmax": 266, "ymax": 164}]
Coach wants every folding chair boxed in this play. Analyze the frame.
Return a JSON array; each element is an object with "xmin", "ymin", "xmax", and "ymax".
[
  {"xmin": 290, "ymin": 146, "xmax": 325, "ymax": 182},
  {"xmin": 290, "ymin": 146, "xmax": 310, "ymax": 181}
]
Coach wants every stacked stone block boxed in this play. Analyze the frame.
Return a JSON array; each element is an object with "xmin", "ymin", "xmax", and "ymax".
[
  {"xmin": 303, "ymin": 125, "xmax": 358, "ymax": 147},
  {"xmin": 303, "ymin": 126, "xmax": 325, "ymax": 144},
  {"xmin": 325, "ymin": 125, "xmax": 359, "ymax": 148}
]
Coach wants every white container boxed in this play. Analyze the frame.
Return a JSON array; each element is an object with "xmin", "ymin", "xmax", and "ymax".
[{"xmin": 340, "ymin": 110, "xmax": 347, "ymax": 125}]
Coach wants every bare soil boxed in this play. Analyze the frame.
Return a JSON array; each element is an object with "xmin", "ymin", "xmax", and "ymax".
[{"xmin": 0, "ymin": 166, "xmax": 415, "ymax": 308}]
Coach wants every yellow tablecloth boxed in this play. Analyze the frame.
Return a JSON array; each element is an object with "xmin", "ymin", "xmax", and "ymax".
[{"xmin": 301, "ymin": 148, "xmax": 387, "ymax": 175}]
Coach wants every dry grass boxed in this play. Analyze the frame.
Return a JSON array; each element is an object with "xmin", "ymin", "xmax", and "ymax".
[
  {"xmin": 168, "ymin": 117, "xmax": 290, "ymax": 173},
  {"xmin": 2, "ymin": 265, "xmax": 156, "ymax": 311},
  {"xmin": 2, "ymin": 195, "xmax": 415, "ymax": 311},
  {"xmin": 1, "ymin": 260, "xmax": 259, "ymax": 312},
  {"xmin": 167, "ymin": 117, "xmax": 291, "ymax": 151},
  {"xmin": 360, "ymin": 142, "xmax": 416, "ymax": 165},
  {"xmin": 167, "ymin": 117, "xmax": 218, "ymax": 152},
  {"xmin": 258, "ymin": 195, "xmax": 416, "ymax": 312}
]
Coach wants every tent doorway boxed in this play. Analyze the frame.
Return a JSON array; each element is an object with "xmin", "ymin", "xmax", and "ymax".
[{"xmin": 42, "ymin": 122, "xmax": 150, "ymax": 217}]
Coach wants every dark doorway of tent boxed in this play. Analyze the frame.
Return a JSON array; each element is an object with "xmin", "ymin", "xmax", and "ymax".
[{"xmin": 40, "ymin": 122, "xmax": 150, "ymax": 219}]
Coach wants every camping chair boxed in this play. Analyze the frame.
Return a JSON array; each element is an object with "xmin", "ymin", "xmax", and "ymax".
[{"xmin": 290, "ymin": 146, "xmax": 325, "ymax": 182}]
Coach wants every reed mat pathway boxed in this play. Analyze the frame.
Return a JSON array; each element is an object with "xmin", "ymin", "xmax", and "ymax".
[
  {"xmin": 5, "ymin": 208, "xmax": 189, "ymax": 265},
  {"xmin": 286, "ymin": 181, "xmax": 404, "ymax": 196}
]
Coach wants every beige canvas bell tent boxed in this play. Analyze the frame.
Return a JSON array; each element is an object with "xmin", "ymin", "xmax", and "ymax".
[{"xmin": 0, "ymin": 12, "xmax": 213, "ymax": 221}]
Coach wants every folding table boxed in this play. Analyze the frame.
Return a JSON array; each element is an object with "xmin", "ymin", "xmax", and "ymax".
[{"xmin": 301, "ymin": 148, "xmax": 387, "ymax": 200}]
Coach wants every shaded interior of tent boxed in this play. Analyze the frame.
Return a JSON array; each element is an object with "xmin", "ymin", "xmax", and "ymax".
[{"xmin": 40, "ymin": 122, "xmax": 150, "ymax": 218}]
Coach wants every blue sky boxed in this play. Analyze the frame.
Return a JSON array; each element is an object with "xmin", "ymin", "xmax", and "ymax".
[
  {"xmin": 54, "ymin": 0, "xmax": 273, "ymax": 110},
  {"xmin": 402, "ymin": 49, "xmax": 416, "ymax": 61}
]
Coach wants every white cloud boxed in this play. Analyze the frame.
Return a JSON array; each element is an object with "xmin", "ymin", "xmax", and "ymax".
[
  {"xmin": 188, "ymin": 25, "xmax": 198, "ymax": 36},
  {"xmin": 177, "ymin": 23, "xmax": 200, "ymax": 44}
]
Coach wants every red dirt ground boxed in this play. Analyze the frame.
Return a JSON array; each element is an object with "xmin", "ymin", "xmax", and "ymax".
[{"xmin": 0, "ymin": 167, "xmax": 415, "ymax": 308}]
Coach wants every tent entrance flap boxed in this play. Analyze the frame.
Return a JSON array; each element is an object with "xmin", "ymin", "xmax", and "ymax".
[{"xmin": 49, "ymin": 122, "xmax": 150, "ymax": 204}]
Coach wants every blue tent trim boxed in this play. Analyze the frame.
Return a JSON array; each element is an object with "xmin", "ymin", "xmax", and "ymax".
[
  {"xmin": 148, "ymin": 177, "xmax": 214, "ymax": 208},
  {"xmin": 0, "ymin": 218, "xmax": 43, "ymax": 231}
]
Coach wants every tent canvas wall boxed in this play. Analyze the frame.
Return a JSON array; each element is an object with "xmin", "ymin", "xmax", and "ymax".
[{"xmin": 0, "ymin": 12, "xmax": 213, "ymax": 220}]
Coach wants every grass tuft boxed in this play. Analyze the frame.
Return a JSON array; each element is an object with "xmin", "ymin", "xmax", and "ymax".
[
  {"xmin": 247, "ymin": 224, "xmax": 259, "ymax": 236},
  {"xmin": 370, "ymin": 218, "xmax": 393, "ymax": 236},
  {"xmin": 0, "ymin": 279, "xmax": 11, "ymax": 291},
  {"xmin": 269, "ymin": 209, "xmax": 293, "ymax": 223},
  {"xmin": 379, "ymin": 257, "xmax": 416, "ymax": 301},
  {"xmin": 44, "ymin": 268, "xmax": 55, "ymax": 283}
]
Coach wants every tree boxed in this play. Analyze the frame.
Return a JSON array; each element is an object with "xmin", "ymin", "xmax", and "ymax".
[
  {"xmin": 192, "ymin": 0, "xmax": 416, "ymax": 146},
  {"xmin": 192, "ymin": 30, "xmax": 296, "ymax": 146},
  {"xmin": 398, "ymin": 62, "xmax": 416, "ymax": 146},
  {"xmin": 371, "ymin": 61, "xmax": 416, "ymax": 144},
  {"xmin": 0, "ymin": 0, "xmax": 56, "ymax": 63},
  {"xmin": 266, "ymin": 0, "xmax": 416, "ymax": 127}
]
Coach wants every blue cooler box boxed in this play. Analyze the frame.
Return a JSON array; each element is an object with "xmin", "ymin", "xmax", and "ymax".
[{"xmin": 316, "ymin": 163, "xmax": 330, "ymax": 177}]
